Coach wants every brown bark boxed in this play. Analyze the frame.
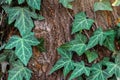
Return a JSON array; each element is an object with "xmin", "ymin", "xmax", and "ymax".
[{"xmin": 28, "ymin": 0, "xmax": 120, "ymax": 80}]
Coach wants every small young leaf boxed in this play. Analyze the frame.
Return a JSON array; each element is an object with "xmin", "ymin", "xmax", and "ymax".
[
  {"xmin": 87, "ymin": 63, "xmax": 109, "ymax": 80},
  {"xmin": 8, "ymin": 61, "xmax": 32, "ymax": 80},
  {"xmin": 5, "ymin": 32, "xmax": 39, "ymax": 66},
  {"xmin": 59, "ymin": 0, "xmax": 74, "ymax": 9},
  {"xmin": 37, "ymin": 38, "xmax": 45, "ymax": 52},
  {"xmin": 85, "ymin": 51, "xmax": 98, "ymax": 63},
  {"xmin": 94, "ymin": 0, "xmax": 113, "ymax": 11},
  {"xmin": 87, "ymin": 27, "xmax": 107, "ymax": 50},
  {"xmin": 72, "ymin": 12, "xmax": 94, "ymax": 34},
  {"xmin": 69, "ymin": 61, "xmax": 90, "ymax": 80}
]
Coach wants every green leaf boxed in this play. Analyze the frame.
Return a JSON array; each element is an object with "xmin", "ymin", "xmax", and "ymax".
[
  {"xmin": 8, "ymin": 61, "xmax": 32, "ymax": 80},
  {"xmin": 112, "ymin": 0, "xmax": 120, "ymax": 6},
  {"xmin": 85, "ymin": 51, "xmax": 98, "ymax": 63},
  {"xmin": 5, "ymin": 32, "xmax": 39, "ymax": 66},
  {"xmin": 105, "ymin": 54, "xmax": 120, "ymax": 78},
  {"xmin": 60, "ymin": 34, "xmax": 87, "ymax": 56},
  {"xmin": 72, "ymin": 12, "xmax": 94, "ymax": 34},
  {"xmin": 87, "ymin": 63, "xmax": 109, "ymax": 80},
  {"xmin": 94, "ymin": 0, "xmax": 113, "ymax": 11},
  {"xmin": 50, "ymin": 49, "xmax": 74, "ymax": 77},
  {"xmin": 37, "ymin": 38, "xmax": 45, "ymax": 52},
  {"xmin": 59, "ymin": 0, "xmax": 74, "ymax": 9},
  {"xmin": 69, "ymin": 61, "xmax": 90, "ymax": 80},
  {"xmin": 86, "ymin": 27, "xmax": 107, "ymax": 50},
  {"xmin": 0, "ymin": 53, "xmax": 7, "ymax": 62},
  {"xmin": 3, "ymin": 6, "xmax": 37, "ymax": 36},
  {"xmin": 26, "ymin": 0, "xmax": 41, "ymax": 10},
  {"xmin": 103, "ymin": 30, "xmax": 115, "ymax": 51},
  {"xmin": 18, "ymin": 0, "xmax": 25, "ymax": 4}
]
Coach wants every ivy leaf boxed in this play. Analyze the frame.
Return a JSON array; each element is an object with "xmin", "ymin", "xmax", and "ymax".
[
  {"xmin": 85, "ymin": 51, "xmax": 98, "ymax": 63},
  {"xmin": 3, "ymin": 6, "xmax": 37, "ymax": 36},
  {"xmin": 72, "ymin": 12, "xmax": 94, "ymax": 34},
  {"xmin": 60, "ymin": 34, "xmax": 87, "ymax": 56},
  {"xmin": 50, "ymin": 49, "xmax": 74, "ymax": 77},
  {"xmin": 103, "ymin": 30, "xmax": 115, "ymax": 51},
  {"xmin": 94, "ymin": 0, "xmax": 113, "ymax": 11},
  {"xmin": 59, "ymin": 0, "xmax": 74, "ymax": 9},
  {"xmin": 87, "ymin": 63, "xmax": 109, "ymax": 80},
  {"xmin": 105, "ymin": 54, "xmax": 120, "ymax": 78},
  {"xmin": 5, "ymin": 32, "xmax": 39, "ymax": 66},
  {"xmin": 0, "ymin": 53, "xmax": 7, "ymax": 63},
  {"xmin": 26, "ymin": 0, "xmax": 41, "ymax": 10},
  {"xmin": 69, "ymin": 61, "xmax": 90, "ymax": 80},
  {"xmin": 112, "ymin": 0, "xmax": 120, "ymax": 6},
  {"xmin": 18, "ymin": 0, "xmax": 25, "ymax": 4},
  {"xmin": 87, "ymin": 27, "xmax": 107, "ymax": 50},
  {"xmin": 37, "ymin": 38, "xmax": 45, "ymax": 52},
  {"xmin": 8, "ymin": 61, "xmax": 32, "ymax": 80}
]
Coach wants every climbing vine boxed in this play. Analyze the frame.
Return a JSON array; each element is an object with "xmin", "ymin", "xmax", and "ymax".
[
  {"xmin": 0, "ymin": 0, "xmax": 120, "ymax": 80},
  {"xmin": 50, "ymin": 0, "xmax": 120, "ymax": 80}
]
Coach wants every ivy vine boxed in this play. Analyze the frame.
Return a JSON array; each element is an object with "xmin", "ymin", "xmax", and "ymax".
[{"xmin": 0, "ymin": 0, "xmax": 120, "ymax": 80}]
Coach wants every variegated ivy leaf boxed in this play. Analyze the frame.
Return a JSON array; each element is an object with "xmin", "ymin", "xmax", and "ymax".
[
  {"xmin": 112, "ymin": 0, "xmax": 120, "ymax": 6},
  {"xmin": 94, "ymin": 0, "xmax": 113, "ymax": 11},
  {"xmin": 87, "ymin": 63, "xmax": 109, "ymax": 80},
  {"xmin": 59, "ymin": 0, "xmax": 74, "ymax": 9},
  {"xmin": 87, "ymin": 27, "xmax": 107, "ymax": 50},
  {"xmin": 8, "ymin": 60, "xmax": 32, "ymax": 80},
  {"xmin": 69, "ymin": 61, "xmax": 90, "ymax": 80},
  {"xmin": 50, "ymin": 48, "xmax": 74, "ymax": 77},
  {"xmin": 3, "ymin": 6, "xmax": 38, "ymax": 36},
  {"xmin": 5, "ymin": 32, "xmax": 39, "ymax": 66},
  {"xmin": 72, "ymin": 12, "xmax": 94, "ymax": 34},
  {"xmin": 60, "ymin": 34, "xmax": 87, "ymax": 56},
  {"xmin": 105, "ymin": 54, "xmax": 120, "ymax": 78},
  {"xmin": 5, "ymin": 0, "xmax": 41, "ymax": 10}
]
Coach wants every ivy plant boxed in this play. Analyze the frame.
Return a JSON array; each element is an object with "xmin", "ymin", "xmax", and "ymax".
[
  {"xmin": 50, "ymin": 11, "xmax": 120, "ymax": 80},
  {"xmin": 0, "ymin": 0, "xmax": 44, "ymax": 80}
]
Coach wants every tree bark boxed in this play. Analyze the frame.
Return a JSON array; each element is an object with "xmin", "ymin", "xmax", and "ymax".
[{"xmin": 28, "ymin": 0, "xmax": 120, "ymax": 80}]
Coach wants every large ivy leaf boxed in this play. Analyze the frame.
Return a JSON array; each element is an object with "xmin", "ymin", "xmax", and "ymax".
[
  {"xmin": 87, "ymin": 63, "xmax": 109, "ymax": 80},
  {"xmin": 3, "ymin": 6, "xmax": 38, "ymax": 36},
  {"xmin": 112, "ymin": 0, "xmax": 120, "ymax": 6},
  {"xmin": 59, "ymin": 0, "xmax": 74, "ymax": 9},
  {"xmin": 87, "ymin": 28, "xmax": 107, "ymax": 50},
  {"xmin": 85, "ymin": 51, "xmax": 98, "ymax": 63},
  {"xmin": 50, "ymin": 49, "xmax": 74, "ymax": 76},
  {"xmin": 105, "ymin": 54, "xmax": 120, "ymax": 78},
  {"xmin": 69, "ymin": 61, "xmax": 90, "ymax": 80},
  {"xmin": 60, "ymin": 34, "xmax": 87, "ymax": 56},
  {"xmin": 94, "ymin": 0, "xmax": 113, "ymax": 11},
  {"xmin": 5, "ymin": 32, "xmax": 39, "ymax": 65},
  {"xmin": 26, "ymin": 0, "xmax": 41, "ymax": 10},
  {"xmin": 8, "ymin": 61, "xmax": 32, "ymax": 80},
  {"xmin": 72, "ymin": 12, "xmax": 94, "ymax": 34}
]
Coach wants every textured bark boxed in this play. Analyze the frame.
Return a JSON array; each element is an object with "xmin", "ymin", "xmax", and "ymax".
[{"xmin": 28, "ymin": 0, "xmax": 120, "ymax": 80}]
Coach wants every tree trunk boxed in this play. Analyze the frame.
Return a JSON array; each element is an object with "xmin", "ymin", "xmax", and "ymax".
[{"xmin": 28, "ymin": 0, "xmax": 120, "ymax": 80}]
